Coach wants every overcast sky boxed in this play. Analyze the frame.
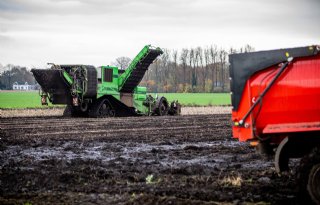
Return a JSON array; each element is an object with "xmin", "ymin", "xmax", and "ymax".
[{"xmin": 0, "ymin": 0, "xmax": 319, "ymax": 68}]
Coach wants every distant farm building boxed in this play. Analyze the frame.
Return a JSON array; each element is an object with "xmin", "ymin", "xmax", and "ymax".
[{"xmin": 12, "ymin": 82, "xmax": 37, "ymax": 90}]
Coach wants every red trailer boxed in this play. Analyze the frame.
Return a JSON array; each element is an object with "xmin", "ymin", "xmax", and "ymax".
[{"xmin": 229, "ymin": 45, "xmax": 320, "ymax": 204}]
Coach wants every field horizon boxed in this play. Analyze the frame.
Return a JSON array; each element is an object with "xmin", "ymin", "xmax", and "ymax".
[{"xmin": 0, "ymin": 91, "xmax": 231, "ymax": 109}]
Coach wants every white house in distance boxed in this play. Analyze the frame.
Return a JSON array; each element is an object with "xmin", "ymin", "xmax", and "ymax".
[{"xmin": 12, "ymin": 82, "xmax": 36, "ymax": 90}]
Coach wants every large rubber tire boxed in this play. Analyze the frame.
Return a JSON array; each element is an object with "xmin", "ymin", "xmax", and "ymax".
[
  {"xmin": 297, "ymin": 146, "xmax": 320, "ymax": 205},
  {"xmin": 155, "ymin": 97, "xmax": 168, "ymax": 116},
  {"xmin": 168, "ymin": 101, "xmax": 181, "ymax": 116},
  {"xmin": 275, "ymin": 137, "xmax": 290, "ymax": 173}
]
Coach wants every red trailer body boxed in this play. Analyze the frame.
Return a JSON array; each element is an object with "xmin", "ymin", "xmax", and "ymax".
[
  {"xmin": 229, "ymin": 45, "xmax": 320, "ymax": 204},
  {"xmin": 231, "ymin": 51, "xmax": 320, "ymax": 143}
]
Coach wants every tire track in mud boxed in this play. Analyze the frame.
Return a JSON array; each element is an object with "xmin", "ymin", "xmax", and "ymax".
[{"xmin": 0, "ymin": 114, "xmax": 298, "ymax": 204}]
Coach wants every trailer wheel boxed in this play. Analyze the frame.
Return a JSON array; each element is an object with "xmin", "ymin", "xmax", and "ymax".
[
  {"xmin": 275, "ymin": 137, "xmax": 290, "ymax": 172},
  {"xmin": 298, "ymin": 146, "xmax": 320, "ymax": 205},
  {"xmin": 80, "ymin": 102, "xmax": 88, "ymax": 112},
  {"xmin": 309, "ymin": 164, "xmax": 320, "ymax": 204}
]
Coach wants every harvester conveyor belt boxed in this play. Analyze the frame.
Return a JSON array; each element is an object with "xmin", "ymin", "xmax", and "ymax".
[{"xmin": 120, "ymin": 47, "xmax": 163, "ymax": 93}]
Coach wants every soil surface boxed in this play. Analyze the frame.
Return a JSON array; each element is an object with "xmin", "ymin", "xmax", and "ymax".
[
  {"xmin": 0, "ymin": 106, "xmax": 231, "ymax": 118},
  {"xmin": 0, "ymin": 114, "xmax": 299, "ymax": 204}
]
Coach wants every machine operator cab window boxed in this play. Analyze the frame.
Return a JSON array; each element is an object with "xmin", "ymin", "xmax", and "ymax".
[
  {"xmin": 97, "ymin": 66, "xmax": 102, "ymax": 83},
  {"xmin": 97, "ymin": 66, "xmax": 114, "ymax": 83},
  {"xmin": 104, "ymin": 68, "xmax": 113, "ymax": 82}
]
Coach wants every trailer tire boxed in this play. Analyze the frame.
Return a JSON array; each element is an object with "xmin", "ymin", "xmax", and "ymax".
[
  {"xmin": 275, "ymin": 137, "xmax": 290, "ymax": 173},
  {"xmin": 298, "ymin": 146, "xmax": 320, "ymax": 205}
]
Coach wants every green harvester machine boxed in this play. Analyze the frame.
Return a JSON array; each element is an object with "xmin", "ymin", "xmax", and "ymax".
[{"xmin": 31, "ymin": 45, "xmax": 181, "ymax": 117}]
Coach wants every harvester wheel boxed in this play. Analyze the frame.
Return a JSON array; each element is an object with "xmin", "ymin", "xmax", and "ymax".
[
  {"xmin": 298, "ymin": 146, "xmax": 320, "ymax": 204},
  {"xmin": 168, "ymin": 101, "xmax": 181, "ymax": 116},
  {"xmin": 80, "ymin": 102, "xmax": 88, "ymax": 112},
  {"xmin": 156, "ymin": 97, "xmax": 168, "ymax": 116}
]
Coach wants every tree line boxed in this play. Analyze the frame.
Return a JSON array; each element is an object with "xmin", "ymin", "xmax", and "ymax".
[
  {"xmin": 139, "ymin": 44, "xmax": 254, "ymax": 93},
  {"xmin": 0, "ymin": 64, "xmax": 36, "ymax": 90}
]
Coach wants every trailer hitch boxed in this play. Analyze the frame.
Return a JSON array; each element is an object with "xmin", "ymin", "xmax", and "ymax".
[{"xmin": 238, "ymin": 57, "xmax": 293, "ymax": 127}]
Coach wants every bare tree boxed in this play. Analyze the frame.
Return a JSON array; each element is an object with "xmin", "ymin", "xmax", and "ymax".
[
  {"xmin": 218, "ymin": 49, "xmax": 227, "ymax": 91},
  {"xmin": 204, "ymin": 47, "xmax": 211, "ymax": 92},
  {"xmin": 229, "ymin": 47, "xmax": 237, "ymax": 54},
  {"xmin": 209, "ymin": 45, "xmax": 218, "ymax": 91},
  {"xmin": 243, "ymin": 44, "xmax": 255, "ymax": 53},
  {"xmin": 188, "ymin": 48, "xmax": 194, "ymax": 89},
  {"xmin": 180, "ymin": 48, "xmax": 189, "ymax": 91},
  {"xmin": 0, "ymin": 63, "xmax": 4, "ymax": 74},
  {"xmin": 154, "ymin": 59, "xmax": 161, "ymax": 92},
  {"xmin": 160, "ymin": 49, "xmax": 171, "ymax": 92},
  {"xmin": 191, "ymin": 48, "xmax": 199, "ymax": 91},
  {"xmin": 112, "ymin": 56, "xmax": 131, "ymax": 70},
  {"xmin": 196, "ymin": 47, "xmax": 206, "ymax": 91},
  {"xmin": 171, "ymin": 50, "xmax": 178, "ymax": 92},
  {"xmin": 3, "ymin": 64, "xmax": 13, "ymax": 89}
]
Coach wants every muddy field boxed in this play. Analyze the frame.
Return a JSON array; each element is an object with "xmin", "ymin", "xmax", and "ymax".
[{"xmin": 0, "ymin": 114, "xmax": 299, "ymax": 204}]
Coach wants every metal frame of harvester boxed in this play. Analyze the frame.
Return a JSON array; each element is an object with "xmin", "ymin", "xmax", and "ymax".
[
  {"xmin": 31, "ymin": 45, "xmax": 181, "ymax": 118},
  {"xmin": 229, "ymin": 45, "xmax": 320, "ymax": 204}
]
